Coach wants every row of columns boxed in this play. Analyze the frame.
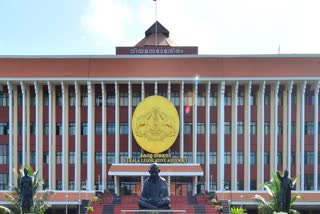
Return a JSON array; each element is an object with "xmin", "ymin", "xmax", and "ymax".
[{"xmin": 4, "ymin": 80, "xmax": 320, "ymax": 192}]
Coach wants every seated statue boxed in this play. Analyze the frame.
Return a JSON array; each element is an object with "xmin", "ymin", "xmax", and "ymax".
[{"xmin": 138, "ymin": 163, "xmax": 171, "ymax": 210}]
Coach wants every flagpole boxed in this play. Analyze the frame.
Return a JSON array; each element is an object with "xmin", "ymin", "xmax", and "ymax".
[{"xmin": 154, "ymin": 0, "xmax": 157, "ymax": 47}]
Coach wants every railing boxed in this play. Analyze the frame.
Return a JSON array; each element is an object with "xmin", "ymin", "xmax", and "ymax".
[{"xmin": 121, "ymin": 209, "xmax": 187, "ymax": 214}]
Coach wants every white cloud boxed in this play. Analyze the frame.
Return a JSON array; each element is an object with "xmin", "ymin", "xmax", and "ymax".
[{"xmin": 82, "ymin": 0, "xmax": 320, "ymax": 54}]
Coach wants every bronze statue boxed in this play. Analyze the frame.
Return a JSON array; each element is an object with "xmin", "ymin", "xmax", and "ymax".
[
  {"xmin": 20, "ymin": 168, "xmax": 33, "ymax": 212},
  {"xmin": 277, "ymin": 170, "xmax": 294, "ymax": 212},
  {"xmin": 138, "ymin": 163, "xmax": 170, "ymax": 210}
]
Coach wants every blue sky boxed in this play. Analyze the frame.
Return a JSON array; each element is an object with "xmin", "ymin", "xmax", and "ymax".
[{"xmin": 1, "ymin": 0, "xmax": 320, "ymax": 55}]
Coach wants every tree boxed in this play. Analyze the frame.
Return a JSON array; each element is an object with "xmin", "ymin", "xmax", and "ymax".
[
  {"xmin": 252, "ymin": 171, "xmax": 300, "ymax": 214},
  {"xmin": 3, "ymin": 165, "xmax": 53, "ymax": 214}
]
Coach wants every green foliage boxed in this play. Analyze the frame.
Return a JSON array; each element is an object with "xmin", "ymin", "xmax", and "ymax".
[
  {"xmin": 252, "ymin": 171, "xmax": 300, "ymax": 214},
  {"xmin": 231, "ymin": 206, "xmax": 247, "ymax": 214},
  {"xmin": 4, "ymin": 165, "xmax": 53, "ymax": 214},
  {"xmin": 0, "ymin": 206, "xmax": 12, "ymax": 214}
]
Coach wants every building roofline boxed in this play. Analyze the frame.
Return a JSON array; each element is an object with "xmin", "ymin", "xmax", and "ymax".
[{"xmin": 1, "ymin": 53, "xmax": 320, "ymax": 58}]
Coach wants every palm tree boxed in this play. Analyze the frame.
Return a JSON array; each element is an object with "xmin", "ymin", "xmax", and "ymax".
[
  {"xmin": 2, "ymin": 165, "xmax": 53, "ymax": 214},
  {"xmin": 252, "ymin": 171, "xmax": 300, "ymax": 214}
]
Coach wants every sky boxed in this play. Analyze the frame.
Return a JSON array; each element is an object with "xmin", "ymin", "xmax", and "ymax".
[{"xmin": 0, "ymin": 0, "xmax": 320, "ymax": 55}]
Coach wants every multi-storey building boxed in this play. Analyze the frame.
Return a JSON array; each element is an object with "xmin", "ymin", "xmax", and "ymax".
[{"xmin": 0, "ymin": 22, "xmax": 320, "ymax": 212}]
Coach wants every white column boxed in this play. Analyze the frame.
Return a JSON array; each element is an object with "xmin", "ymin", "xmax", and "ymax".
[
  {"xmin": 244, "ymin": 81, "xmax": 252, "ymax": 190},
  {"xmin": 128, "ymin": 81, "xmax": 132, "ymax": 158},
  {"xmin": 167, "ymin": 176, "xmax": 171, "ymax": 196},
  {"xmin": 7, "ymin": 81, "xmax": 13, "ymax": 187},
  {"xmin": 101, "ymin": 82, "xmax": 107, "ymax": 191},
  {"xmin": 47, "ymin": 81, "xmax": 53, "ymax": 190},
  {"xmin": 193, "ymin": 176, "xmax": 198, "ymax": 196},
  {"xmin": 205, "ymin": 82, "xmax": 211, "ymax": 191},
  {"xmin": 285, "ymin": 81, "xmax": 294, "ymax": 171},
  {"xmin": 180, "ymin": 81, "xmax": 184, "ymax": 158},
  {"xmin": 20, "ymin": 82, "xmax": 27, "ymax": 166},
  {"xmin": 154, "ymin": 81, "xmax": 158, "ymax": 95},
  {"xmin": 299, "ymin": 81, "xmax": 307, "ymax": 190},
  {"xmin": 34, "ymin": 82, "xmax": 40, "ymax": 172},
  {"xmin": 257, "ymin": 81, "xmax": 266, "ymax": 190},
  {"xmin": 193, "ymin": 82, "xmax": 198, "ymax": 163},
  {"xmin": 314, "ymin": 81, "xmax": 320, "ymax": 191},
  {"xmin": 167, "ymin": 81, "xmax": 171, "ymax": 100},
  {"xmin": 61, "ymin": 81, "xmax": 69, "ymax": 190},
  {"xmin": 87, "ymin": 81, "xmax": 93, "ymax": 190},
  {"xmin": 270, "ymin": 81, "xmax": 280, "ymax": 175},
  {"xmin": 231, "ymin": 81, "xmax": 239, "ymax": 191},
  {"xmin": 74, "ymin": 81, "xmax": 81, "ymax": 191},
  {"xmin": 217, "ymin": 81, "xmax": 225, "ymax": 191},
  {"xmin": 115, "ymin": 81, "xmax": 119, "ymax": 163}
]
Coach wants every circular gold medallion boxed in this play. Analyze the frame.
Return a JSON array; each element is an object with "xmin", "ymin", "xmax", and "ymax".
[{"xmin": 132, "ymin": 95, "xmax": 179, "ymax": 154}]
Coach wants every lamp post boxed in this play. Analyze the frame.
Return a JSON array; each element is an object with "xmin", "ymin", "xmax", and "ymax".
[
  {"xmin": 65, "ymin": 194, "xmax": 68, "ymax": 214},
  {"xmin": 240, "ymin": 194, "xmax": 244, "ymax": 208}
]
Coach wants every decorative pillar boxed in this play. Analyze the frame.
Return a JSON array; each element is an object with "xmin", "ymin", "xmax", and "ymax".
[
  {"xmin": 257, "ymin": 81, "xmax": 266, "ymax": 190},
  {"xmin": 193, "ymin": 82, "xmax": 198, "ymax": 163},
  {"xmin": 101, "ymin": 82, "xmax": 107, "ymax": 191},
  {"xmin": 231, "ymin": 81, "xmax": 239, "ymax": 190},
  {"xmin": 180, "ymin": 81, "xmax": 184, "ymax": 158},
  {"xmin": 115, "ymin": 82, "xmax": 119, "ymax": 163},
  {"xmin": 283, "ymin": 81, "xmax": 293, "ymax": 171},
  {"xmin": 217, "ymin": 81, "xmax": 225, "ymax": 191},
  {"xmin": 61, "ymin": 82, "xmax": 69, "ymax": 190},
  {"xmin": 167, "ymin": 81, "xmax": 171, "ymax": 100},
  {"xmin": 270, "ymin": 81, "xmax": 280, "ymax": 175},
  {"xmin": 205, "ymin": 82, "xmax": 211, "ymax": 191},
  {"xmin": 128, "ymin": 81, "xmax": 132, "ymax": 158},
  {"xmin": 87, "ymin": 81, "xmax": 95, "ymax": 190},
  {"xmin": 154, "ymin": 81, "xmax": 158, "ymax": 95},
  {"xmin": 314, "ymin": 81, "xmax": 320, "ymax": 190},
  {"xmin": 167, "ymin": 176, "xmax": 171, "ymax": 196},
  {"xmin": 74, "ymin": 81, "xmax": 81, "ymax": 191},
  {"xmin": 244, "ymin": 81, "xmax": 252, "ymax": 190},
  {"xmin": 20, "ymin": 82, "xmax": 27, "ymax": 166},
  {"xmin": 7, "ymin": 82, "xmax": 13, "ymax": 187}
]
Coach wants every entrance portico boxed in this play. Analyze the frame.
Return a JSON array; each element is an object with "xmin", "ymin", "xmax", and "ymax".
[{"xmin": 109, "ymin": 164, "xmax": 203, "ymax": 196}]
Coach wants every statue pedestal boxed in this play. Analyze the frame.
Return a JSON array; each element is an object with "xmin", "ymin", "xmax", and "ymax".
[{"xmin": 121, "ymin": 209, "xmax": 187, "ymax": 214}]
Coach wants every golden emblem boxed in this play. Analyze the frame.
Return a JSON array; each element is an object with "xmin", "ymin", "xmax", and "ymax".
[{"xmin": 132, "ymin": 95, "xmax": 179, "ymax": 154}]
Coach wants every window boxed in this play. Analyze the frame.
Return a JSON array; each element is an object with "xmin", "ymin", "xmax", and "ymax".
[
  {"xmin": 81, "ymin": 92, "xmax": 88, "ymax": 106},
  {"xmin": 224, "ymin": 122, "xmax": 231, "ymax": 134},
  {"xmin": 237, "ymin": 91, "xmax": 244, "ymax": 106},
  {"xmin": 69, "ymin": 180, "xmax": 75, "ymax": 190},
  {"xmin": 0, "ymin": 91, "xmax": 8, "ymax": 106},
  {"xmin": 69, "ymin": 92, "xmax": 75, "ymax": 106},
  {"xmin": 277, "ymin": 122, "xmax": 283, "ymax": 135},
  {"xmin": 81, "ymin": 152, "xmax": 87, "ymax": 164},
  {"xmin": 69, "ymin": 152, "xmax": 75, "ymax": 164},
  {"xmin": 119, "ymin": 92, "xmax": 128, "ymax": 106},
  {"xmin": 0, "ymin": 173, "xmax": 8, "ymax": 190},
  {"xmin": 132, "ymin": 92, "xmax": 141, "ymax": 106},
  {"xmin": 120, "ymin": 152, "xmax": 128, "ymax": 163},
  {"xmin": 224, "ymin": 152, "xmax": 231, "ymax": 164},
  {"xmin": 237, "ymin": 121, "xmax": 244, "ymax": 134},
  {"xmin": 18, "ymin": 152, "xmax": 22, "ymax": 164},
  {"xmin": 210, "ymin": 92, "xmax": 217, "ymax": 106},
  {"xmin": 56, "ymin": 123, "xmax": 62, "ymax": 135},
  {"xmin": 95, "ymin": 122, "xmax": 102, "ymax": 135},
  {"xmin": 0, "ymin": 123, "xmax": 8, "ymax": 135},
  {"xmin": 43, "ymin": 92, "xmax": 49, "ymax": 106},
  {"xmin": 184, "ymin": 123, "xmax": 192, "ymax": 134},
  {"xmin": 107, "ymin": 152, "xmax": 115, "ymax": 164},
  {"xmin": 95, "ymin": 152, "xmax": 102, "ymax": 164},
  {"xmin": 56, "ymin": 180, "xmax": 62, "ymax": 190},
  {"xmin": 250, "ymin": 93, "xmax": 256, "ymax": 106},
  {"xmin": 0, "ymin": 144, "xmax": 8, "ymax": 164},
  {"xmin": 210, "ymin": 123, "xmax": 217, "ymax": 134},
  {"xmin": 120, "ymin": 123, "xmax": 128, "ymax": 134},
  {"xmin": 278, "ymin": 92, "xmax": 283, "ymax": 106},
  {"xmin": 69, "ymin": 123, "xmax": 75, "ymax": 135},
  {"xmin": 224, "ymin": 92, "xmax": 231, "ymax": 106},
  {"xmin": 250, "ymin": 152, "xmax": 256, "ymax": 165},
  {"xmin": 305, "ymin": 151, "xmax": 314, "ymax": 165},
  {"xmin": 30, "ymin": 93, "xmax": 36, "ymax": 106},
  {"xmin": 250, "ymin": 121, "xmax": 257, "ymax": 135},
  {"xmin": 44, "ymin": 123, "xmax": 49, "ymax": 135},
  {"xmin": 210, "ymin": 152, "xmax": 217, "ymax": 164},
  {"xmin": 264, "ymin": 93, "xmax": 270, "ymax": 105},
  {"xmin": 184, "ymin": 152, "xmax": 192, "ymax": 163},
  {"xmin": 107, "ymin": 122, "xmax": 115, "ymax": 134},
  {"xmin": 30, "ymin": 122, "xmax": 36, "ymax": 135},
  {"xmin": 197, "ymin": 123, "xmax": 205, "ymax": 134},
  {"xmin": 18, "ymin": 122, "xmax": 22, "ymax": 135},
  {"xmin": 43, "ymin": 152, "xmax": 49, "ymax": 164},
  {"xmin": 197, "ymin": 152, "xmax": 205, "ymax": 164},
  {"xmin": 81, "ymin": 123, "xmax": 87, "ymax": 135},
  {"xmin": 237, "ymin": 151, "xmax": 244, "ymax": 164},
  {"xmin": 291, "ymin": 152, "xmax": 296, "ymax": 165},
  {"xmin": 56, "ymin": 152, "xmax": 62, "ymax": 164},
  {"xmin": 56, "ymin": 92, "xmax": 62, "ymax": 106},
  {"xmin": 291, "ymin": 122, "xmax": 296, "ymax": 135},
  {"xmin": 305, "ymin": 122, "xmax": 314, "ymax": 135},
  {"xmin": 18, "ymin": 93, "xmax": 22, "ymax": 105},
  {"xmin": 30, "ymin": 151, "xmax": 36, "ymax": 164},
  {"xmin": 95, "ymin": 93, "xmax": 102, "ymax": 106},
  {"xmin": 184, "ymin": 92, "xmax": 193, "ymax": 106},
  {"xmin": 250, "ymin": 180, "xmax": 257, "ymax": 190},
  {"xmin": 107, "ymin": 92, "xmax": 115, "ymax": 106},
  {"xmin": 81, "ymin": 180, "xmax": 87, "ymax": 190},
  {"xmin": 305, "ymin": 174, "xmax": 314, "ymax": 190},
  {"xmin": 264, "ymin": 122, "xmax": 270, "ymax": 135},
  {"xmin": 171, "ymin": 92, "xmax": 180, "ymax": 106},
  {"xmin": 197, "ymin": 92, "xmax": 205, "ymax": 106},
  {"xmin": 277, "ymin": 152, "xmax": 283, "ymax": 165},
  {"xmin": 237, "ymin": 181, "xmax": 244, "ymax": 190},
  {"xmin": 264, "ymin": 152, "xmax": 270, "ymax": 164}
]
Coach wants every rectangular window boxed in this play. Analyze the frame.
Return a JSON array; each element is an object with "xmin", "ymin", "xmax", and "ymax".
[
  {"xmin": 0, "ymin": 173, "xmax": 8, "ymax": 190},
  {"xmin": 81, "ymin": 180, "xmax": 87, "ymax": 190},
  {"xmin": 237, "ymin": 181, "xmax": 244, "ymax": 190},
  {"xmin": 250, "ymin": 180, "xmax": 257, "ymax": 190},
  {"xmin": 43, "ymin": 152, "xmax": 49, "ymax": 164},
  {"xmin": 197, "ymin": 123, "xmax": 205, "ymax": 134},
  {"xmin": 237, "ymin": 121, "xmax": 244, "ymax": 134},
  {"xmin": 305, "ymin": 174, "xmax": 314, "ymax": 190},
  {"xmin": 237, "ymin": 151, "xmax": 244, "ymax": 164},
  {"xmin": 30, "ymin": 122, "xmax": 36, "ymax": 135},
  {"xmin": 224, "ymin": 122, "xmax": 231, "ymax": 134},
  {"xmin": 81, "ymin": 152, "xmax": 87, "ymax": 164},
  {"xmin": 120, "ymin": 152, "xmax": 128, "ymax": 163},
  {"xmin": 0, "ymin": 123, "xmax": 8, "ymax": 135},
  {"xmin": 0, "ymin": 91, "xmax": 8, "ymax": 106},
  {"xmin": 120, "ymin": 123, "xmax": 128, "ymax": 134},
  {"xmin": 237, "ymin": 91, "xmax": 244, "ymax": 106},
  {"xmin": 107, "ymin": 152, "xmax": 115, "ymax": 164},
  {"xmin": 250, "ymin": 93, "xmax": 256, "ymax": 106},
  {"xmin": 291, "ymin": 122, "xmax": 296, "ymax": 135},
  {"xmin": 107, "ymin": 92, "xmax": 115, "ymax": 106},
  {"xmin": 30, "ymin": 151, "xmax": 36, "ymax": 164},
  {"xmin": 95, "ymin": 93, "xmax": 102, "ymax": 106},
  {"xmin": 305, "ymin": 121, "xmax": 314, "ymax": 135},
  {"xmin": 81, "ymin": 123, "xmax": 87, "ymax": 135},
  {"xmin": 95, "ymin": 152, "xmax": 102, "ymax": 164},
  {"xmin": 171, "ymin": 92, "xmax": 180, "ymax": 106},
  {"xmin": 210, "ymin": 92, "xmax": 217, "ymax": 106},
  {"xmin": 277, "ymin": 122, "xmax": 283, "ymax": 135},
  {"xmin": 291, "ymin": 152, "xmax": 296, "ymax": 165},
  {"xmin": 18, "ymin": 152, "xmax": 22, "ymax": 164},
  {"xmin": 184, "ymin": 152, "xmax": 192, "ymax": 163},
  {"xmin": 56, "ymin": 152, "xmax": 62, "ymax": 164},
  {"xmin": 184, "ymin": 123, "xmax": 192, "ymax": 134},
  {"xmin": 224, "ymin": 92, "xmax": 231, "ymax": 106},
  {"xmin": 224, "ymin": 151, "xmax": 231, "ymax": 164},
  {"xmin": 69, "ymin": 92, "xmax": 75, "ymax": 106},
  {"xmin": 56, "ymin": 123, "xmax": 62, "ymax": 135},
  {"xmin": 0, "ymin": 144, "xmax": 8, "ymax": 164},
  {"xmin": 43, "ymin": 123, "xmax": 49, "ymax": 135},
  {"xmin": 30, "ymin": 94, "xmax": 36, "ymax": 106},
  {"xmin": 184, "ymin": 92, "xmax": 193, "ymax": 106},
  {"xmin": 56, "ymin": 180, "xmax": 62, "ymax": 190},
  {"xmin": 56, "ymin": 92, "xmax": 62, "ymax": 106},
  {"xmin": 69, "ymin": 180, "xmax": 75, "ymax": 190},
  {"xmin": 210, "ymin": 123, "xmax": 217, "ymax": 134},
  {"xmin": 69, "ymin": 152, "xmax": 75, "ymax": 164},
  {"xmin": 278, "ymin": 92, "xmax": 283, "ymax": 106},
  {"xmin": 264, "ymin": 93, "xmax": 270, "ymax": 105},
  {"xmin": 305, "ymin": 151, "xmax": 314, "ymax": 165},
  {"xmin": 18, "ymin": 122, "xmax": 22, "ymax": 135},
  {"xmin": 197, "ymin": 152, "xmax": 205, "ymax": 164},
  {"xmin": 107, "ymin": 122, "xmax": 115, "ymax": 134},
  {"xmin": 264, "ymin": 152, "xmax": 270, "ymax": 164},
  {"xmin": 69, "ymin": 123, "xmax": 75, "ymax": 135},
  {"xmin": 132, "ymin": 92, "xmax": 141, "ymax": 106},
  {"xmin": 81, "ymin": 92, "xmax": 88, "ymax": 106},
  {"xmin": 95, "ymin": 122, "xmax": 102, "ymax": 135},
  {"xmin": 197, "ymin": 92, "xmax": 205, "ymax": 106},
  {"xmin": 43, "ymin": 92, "xmax": 49, "ymax": 106},
  {"xmin": 210, "ymin": 152, "xmax": 217, "ymax": 164},
  {"xmin": 119, "ymin": 92, "xmax": 128, "ymax": 106},
  {"xmin": 250, "ymin": 121, "xmax": 257, "ymax": 135},
  {"xmin": 277, "ymin": 152, "xmax": 283, "ymax": 165},
  {"xmin": 250, "ymin": 152, "xmax": 256, "ymax": 165},
  {"xmin": 264, "ymin": 122, "xmax": 270, "ymax": 135}
]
